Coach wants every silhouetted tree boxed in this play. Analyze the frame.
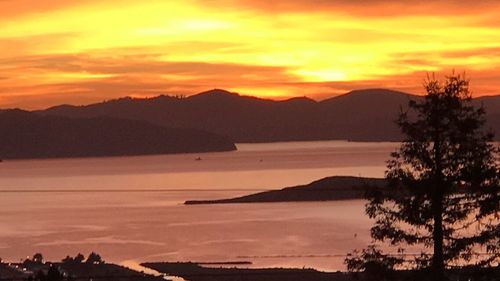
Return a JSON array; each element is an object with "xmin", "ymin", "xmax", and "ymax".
[
  {"xmin": 34, "ymin": 270, "xmax": 46, "ymax": 281},
  {"xmin": 345, "ymin": 245, "xmax": 400, "ymax": 281},
  {"xmin": 73, "ymin": 253, "xmax": 85, "ymax": 264},
  {"xmin": 61, "ymin": 253, "xmax": 85, "ymax": 265},
  {"xmin": 86, "ymin": 252, "xmax": 103, "ymax": 264},
  {"xmin": 33, "ymin": 253, "xmax": 44, "ymax": 264},
  {"xmin": 23, "ymin": 253, "xmax": 45, "ymax": 267},
  {"xmin": 46, "ymin": 265, "xmax": 63, "ymax": 281},
  {"xmin": 34, "ymin": 265, "xmax": 63, "ymax": 281},
  {"xmin": 61, "ymin": 256, "xmax": 73, "ymax": 264},
  {"xmin": 347, "ymin": 74, "xmax": 499, "ymax": 281}
]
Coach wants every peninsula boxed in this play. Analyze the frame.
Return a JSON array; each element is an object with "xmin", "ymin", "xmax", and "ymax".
[
  {"xmin": 185, "ymin": 176, "xmax": 386, "ymax": 204},
  {"xmin": 0, "ymin": 109, "xmax": 236, "ymax": 159}
]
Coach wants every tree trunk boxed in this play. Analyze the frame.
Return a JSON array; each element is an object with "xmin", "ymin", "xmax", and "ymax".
[
  {"xmin": 432, "ymin": 126, "xmax": 445, "ymax": 281},
  {"xmin": 432, "ymin": 192, "xmax": 445, "ymax": 281}
]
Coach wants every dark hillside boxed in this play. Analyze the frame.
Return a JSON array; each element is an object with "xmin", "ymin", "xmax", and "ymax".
[
  {"xmin": 0, "ymin": 110, "xmax": 236, "ymax": 159},
  {"xmin": 40, "ymin": 89, "xmax": 500, "ymax": 142}
]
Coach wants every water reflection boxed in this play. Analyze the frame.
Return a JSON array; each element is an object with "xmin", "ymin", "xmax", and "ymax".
[{"xmin": 0, "ymin": 141, "xmax": 397, "ymax": 270}]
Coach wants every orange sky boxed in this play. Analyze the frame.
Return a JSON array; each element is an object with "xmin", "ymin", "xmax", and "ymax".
[{"xmin": 1, "ymin": 0, "xmax": 500, "ymax": 109}]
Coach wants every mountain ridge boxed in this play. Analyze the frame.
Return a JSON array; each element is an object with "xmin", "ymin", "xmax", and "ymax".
[{"xmin": 37, "ymin": 88, "xmax": 500, "ymax": 142}]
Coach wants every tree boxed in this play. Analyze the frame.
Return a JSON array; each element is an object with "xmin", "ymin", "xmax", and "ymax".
[
  {"xmin": 35, "ymin": 266, "xmax": 63, "ymax": 281},
  {"xmin": 46, "ymin": 265, "xmax": 63, "ymax": 281},
  {"xmin": 86, "ymin": 252, "xmax": 103, "ymax": 264},
  {"xmin": 74, "ymin": 253, "xmax": 85, "ymax": 264},
  {"xmin": 32, "ymin": 253, "xmax": 44, "ymax": 264},
  {"xmin": 62, "ymin": 253, "xmax": 85, "ymax": 264},
  {"xmin": 61, "ymin": 256, "xmax": 73, "ymax": 264},
  {"xmin": 347, "ymin": 74, "xmax": 499, "ymax": 280}
]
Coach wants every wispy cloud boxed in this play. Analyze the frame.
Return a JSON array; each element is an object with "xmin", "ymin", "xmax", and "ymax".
[{"xmin": 0, "ymin": 0, "xmax": 499, "ymax": 108}]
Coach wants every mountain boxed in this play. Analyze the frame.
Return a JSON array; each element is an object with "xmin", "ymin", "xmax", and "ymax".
[
  {"xmin": 0, "ymin": 109, "xmax": 236, "ymax": 160},
  {"xmin": 40, "ymin": 89, "xmax": 500, "ymax": 142},
  {"xmin": 473, "ymin": 95, "xmax": 500, "ymax": 136},
  {"xmin": 316, "ymin": 89, "xmax": 416, "ymax": 140},
  {"xmin": 184, "ymin": 176, "xmax": 387, "ymax": 204}
]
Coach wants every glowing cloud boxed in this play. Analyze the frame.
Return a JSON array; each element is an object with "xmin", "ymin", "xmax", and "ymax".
[{"xmin": 0, "ymin": 0, "xmax": 499, "ymax": 108}]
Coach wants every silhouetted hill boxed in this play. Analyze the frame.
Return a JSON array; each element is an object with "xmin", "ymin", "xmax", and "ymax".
[
  {"xmin": 40, "ymin": 89, "xmax": 500, "ymax": 142},
  {"xmin": 317, "ymin": 89, "xmax": 416, "ymax": 140},
  {"xmin": 473, "ymin": 95, "xmax": 500, "ymax": 136},
  {"xmin": 0, "ymin": 110, "xmax": 236, "ymax": 159},
  {"xmin": 185, "ymin": 176, "xmax": 387, "ymax": 204}
]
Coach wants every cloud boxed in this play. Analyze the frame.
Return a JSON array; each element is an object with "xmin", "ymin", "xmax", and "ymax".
[
  {"xmin": 0, "ymin": 32, "xmax": 77, "ymax": 58},
  {"xmin": 200, "ymin": 0, "xmax": 500, "ymax": 17},
  {"xmin": 0, "ymin": 0, "xmax": 97, "ymax": 19},
  {"xmin": 439, "ymin": 47, "xmax": 500, "ymax": 59},
  {"xmin": 35, "ymin": 236, "xmax": 165, "ymax": 246},
  {"xmin": 0, "ymin": 0, "xmax": 499, "ymax": 108},
  {"xmin": 0, "ymin": 52, "xmax": 294, "ymax": 78},
  {"xmin": 1, "ymin": 48, "xmax": 500, "ymax": 110},
  {"xmin": 0, "ymin": 51, "xmax": 300, "ymax": 108}
]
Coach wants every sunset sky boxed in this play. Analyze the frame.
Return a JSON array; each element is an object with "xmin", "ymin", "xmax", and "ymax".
[{"xmin": 1, "ymin": 0, "xmax": 500, "ymax": 109}]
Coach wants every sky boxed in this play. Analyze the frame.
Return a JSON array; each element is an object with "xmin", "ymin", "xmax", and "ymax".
[{"xmin": 1, "ymin": 0, "xmax": 500, "ymax": 109}]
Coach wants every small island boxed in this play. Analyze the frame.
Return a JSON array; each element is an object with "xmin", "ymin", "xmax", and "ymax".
[{"xmin": 185, "ymin": 176, "xmax": 386, "ymax": 204}]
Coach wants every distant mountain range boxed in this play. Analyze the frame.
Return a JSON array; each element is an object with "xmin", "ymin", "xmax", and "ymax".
[
  {"xmin": 0, "ymin": 110, "xmax": 236, "ymax": 159},
  {"xmin": 40, "ymin": 89, "xmax": 500, "ymax": 142}
]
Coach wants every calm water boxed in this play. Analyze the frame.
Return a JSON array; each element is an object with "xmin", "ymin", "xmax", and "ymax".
[{"xmin": 0, "ymin": 141, "xmax": 398, "ymax": 271}]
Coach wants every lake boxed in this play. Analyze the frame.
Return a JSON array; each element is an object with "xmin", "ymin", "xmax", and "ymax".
[{"xmin": 0, "ymin": 141, "xmax": 398, "ymax": 271}]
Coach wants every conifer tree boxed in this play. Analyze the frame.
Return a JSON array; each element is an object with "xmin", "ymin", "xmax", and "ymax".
[{"xmin": 347, "ymin": 74, "xmax": 499, "ymax": 281}]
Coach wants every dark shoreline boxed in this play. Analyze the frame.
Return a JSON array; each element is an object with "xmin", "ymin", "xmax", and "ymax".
[
  {"xmin": 3, "ymin": 258, "xmax": 498, "ymax": 281},
  {"xmin": 143, "ymin": 262, "xmax": 500, "ymax": 281}
]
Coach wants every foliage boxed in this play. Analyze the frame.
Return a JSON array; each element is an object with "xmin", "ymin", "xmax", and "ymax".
[
  {"xmin": 86, "ymin": 252, "xmax": 104, "ymax": 264},
  {"xmin": 346, "ymin": 245, "xmax": 402, "ymax": 280},
  {"xmin": 347, "ymin": 73, "xmax": 500, "ymax": 280},
  {"xmin": 62, "ymin": 252, "xmax": 104, "ymax": 265},
  {"xmin": 33, "ymin": 253, "xmax": 44, "ymax": 264},
  {"xmin": 61, "ymin": 253, "xmax": 85, "ymax": 264},
  {"xmin": 34, "ymin": 266, "xmax": 63, "ymax": 281}
]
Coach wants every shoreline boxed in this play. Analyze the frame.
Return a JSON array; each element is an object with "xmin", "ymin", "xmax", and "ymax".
[{"xmin": 3, "ymin": 257, "xmax": 498, "ymax": 281}]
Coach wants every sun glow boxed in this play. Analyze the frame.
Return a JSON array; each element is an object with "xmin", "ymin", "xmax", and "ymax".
[{"xmin": 0, "ymin": 0, "xmax": 500, "ymax": 108}]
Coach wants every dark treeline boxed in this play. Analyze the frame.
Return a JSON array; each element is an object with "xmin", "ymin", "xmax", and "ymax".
[{"xmin": 0, "ymin": 253, "xmax": 162, "ymax": 281}]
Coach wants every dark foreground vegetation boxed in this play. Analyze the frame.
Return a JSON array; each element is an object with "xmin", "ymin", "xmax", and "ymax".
[
  {"xmin": 0, "ymin": 109, "xmax": 236, "ymax": 159},
  {"xmin": 0, "ymin": 253, "xmax": 164, "ymax": 281},
  {"xmin": 185, "ymin": 176, "xmax": 386, "ymax": 204},
  {"xmin": 346, "ymin": 74, "xmax": 500, "ymax": 281},
  {"xmin": 1, "ymin": 253, "xmax": 498, "ymax": 281}
]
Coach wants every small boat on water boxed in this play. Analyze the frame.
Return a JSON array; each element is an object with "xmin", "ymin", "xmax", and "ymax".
[{"xmin": 195, "ymin": 157, "xmax": 202, "ymax": 161}]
